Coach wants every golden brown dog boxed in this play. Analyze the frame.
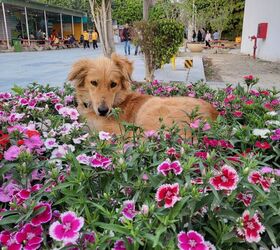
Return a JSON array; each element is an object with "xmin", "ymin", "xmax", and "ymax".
[{"xmin": 68, "ymin": 53, "xmax": 218, "ymax": 135}]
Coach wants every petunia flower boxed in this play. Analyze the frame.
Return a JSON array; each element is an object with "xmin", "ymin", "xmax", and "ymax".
[
  {"xmin": 237, "ymin": 210, "xmax": 265, "ymax": 243},
  {"xmin": 157, "ymin": 159, "xmax": 183, "ymax": 176},
  {"xmin": 209, "ymin": 165, "xmax": 239, "ymax": 192},
  {"xmin": 31, "ymin": 202, "xmax": 52, "ymax": 226},
  {"xmin": 121, "ymin": 200, "xmax": 137, "ymax": 220},
  {"xmin": 177, "ymin": 230, "xmax": 209, "ymax": 250},
  {"xmin": 49, "ymin": 211, "xmax": 84, "ymax": 243},
  {"xmin": 155, "ymin": 183, "xmax": 181, "ymax": 208}
]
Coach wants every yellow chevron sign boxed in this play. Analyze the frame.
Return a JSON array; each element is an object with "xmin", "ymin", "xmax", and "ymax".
[{"xmin": 184, "ymin": 59, "xmax": 193, "ymax": 68}]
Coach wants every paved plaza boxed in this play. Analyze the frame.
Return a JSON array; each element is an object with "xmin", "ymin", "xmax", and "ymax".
[{"xmin": 0, "ymin": 44, "xmax": 205, "ymax": 92}]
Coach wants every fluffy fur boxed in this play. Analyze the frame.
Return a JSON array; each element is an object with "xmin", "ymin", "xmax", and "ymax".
[{"xmin": 68, "ymin": 53, "xmax": 218, "ymax": 136}]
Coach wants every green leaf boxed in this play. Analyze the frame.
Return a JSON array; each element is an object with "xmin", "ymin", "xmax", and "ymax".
[{"xmin": 95, "ymin": 222, "xmax": 130, "ymax": 235}]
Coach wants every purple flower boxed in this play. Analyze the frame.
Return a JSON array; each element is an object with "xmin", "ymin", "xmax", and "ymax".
[
  {"xmin": 44, "ymin": 138, "xmax": 58, "ymax": 149},
  {"xmin": 121, "ymin": 200, "xmax": 137, "ymax": 220},
  {"xmin": 0, "ymin": 181, "xmax": 19, "ymax": 202},
  {"xmin": 4, "ymin": 145, "xmax": 20, "ymax": 161},
  {"xmin": 24, "ymin": 135, "xmax": 43, "ymax": 150},
  {"xmin": 260, "ymin": 166, "xmax": 273, "ymax": 174},
  {"xmin": 76, "ymin": 154, "xmax": 90, "ymax": 165}
]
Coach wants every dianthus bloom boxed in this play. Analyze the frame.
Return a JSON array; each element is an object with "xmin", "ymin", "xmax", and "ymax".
[
  {"xmin": 157, "ymin": 159, "xmax": 183, "ymax": 176},
  {"xmin": 236, "ymin": 192, "xmax": 253, "ymax": 207},
  {"xmin": 99, "ymin": 131, "xmax": 112, "ymax": 141},
  {"xmin": 209, "ymin": 165, "xmax": 239, "ymax": 192},
  {"xmin": 155, "ymin": 183, "xmax": 181, "ymax": 208},
  {"xmin": 89, "ymin": 152, "xmax": 112, "ymax": 170},
  {"xmin": 255, "ymin": 141, "xmax": 271, "ymax": 150},
  {"xmin": 177, "ymin": 230, "xmax": 209, "ymax": 250},
  {"xmin": 49, "ymin": 211, "xmax": 84, "ymax": 243},
  {"xmin": 113, "ymin": 237, "xmax": 133, "ymax": 250},
  {"xmin": 4, "ymin": 145, "xmax": 20, "ymax": 161},
  {"xmin": 121, "ymin": 200, "xmax": 137, "ymax": 220},
  {"xmin": 31, "ymin": 202, "xmax": 52, "ymax": 226},
  {"xmin": 237, "ymin": 210, "xmax": 265, "ymax": 243},
  {"xmin": 248, "ymin": 171, "xmax": 273, "ymax": 192}
]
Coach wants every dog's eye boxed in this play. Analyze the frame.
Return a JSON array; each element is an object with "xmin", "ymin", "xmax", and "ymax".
[
  {"xmin": 90, "ymin": 80, "xmax": 98, "ymax": 86},
  {"xmin": 111, "ymin": 82, "xmax": 117, "ymax": 88}
]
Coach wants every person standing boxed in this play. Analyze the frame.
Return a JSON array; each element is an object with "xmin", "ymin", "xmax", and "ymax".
[
  {"xmin": 197, "ymin": 30, "xmax": 202, "ymax": 42},
  {"xmin": 192, "ymin": 30, "xmax": 196, "ymax": 42},
  {"xmin": 122, "ymin": 23, "xmax": 131, "ymax": 55},
  {"xmin": 92, "ymin": 28, "xmax": 98, "ymax": 49},
  {"xmin": 83, "ymin": 30, "xmax": 90, "ymax": 49},
  {"xmin": 205, "ymin": 30, "xmax": 212, "ymax": 48},
  {"xmin": 213, "ymin": 30, "xmax": 220, "ymax": 41},
  {"xmin": 201, "ymin": 28, "xmax": 206, "ymax": 42}
]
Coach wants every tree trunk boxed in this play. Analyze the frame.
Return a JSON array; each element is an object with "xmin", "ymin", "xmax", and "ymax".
[{"xmin": 89, "ymin": 0, "xmax": 115, "ymax": 57}]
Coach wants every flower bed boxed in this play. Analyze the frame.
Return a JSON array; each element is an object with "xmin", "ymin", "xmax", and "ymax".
[{"xmin": 0, "ymin": 78, "xmax": 279, "ymax": 250}]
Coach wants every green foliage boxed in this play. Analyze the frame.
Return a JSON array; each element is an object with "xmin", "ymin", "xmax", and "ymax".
[
  {"xmin": 38, "ymin": 0, "xmax": 90, "ymax": 13},
  {"xmin": 134, "ymin": 19, "xmax": 184, "ymax": 70},
  {"xmin": 112, "ymin": 0, "xmax": 143, "ymax": 25},
  {"xmin": 149, "ymin": 0, "xmax": 180, "ymax": 21}
]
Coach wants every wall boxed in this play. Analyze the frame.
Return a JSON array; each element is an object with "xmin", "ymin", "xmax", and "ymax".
[
  {"xmin": 241, "ymin": 0, "xmax": 280, "ymax": 62},
  {"xmin": 53, "ymin": 23, "xmax": 83, "ymax": 40}
]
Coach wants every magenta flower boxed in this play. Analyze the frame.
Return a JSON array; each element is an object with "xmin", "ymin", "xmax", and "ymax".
[
  {"xmin": 49, "ymin": 211, "xmax": 84, "ymax": 243},
  {"xmin": 157, "ymin": 159, "xmax": 183, "ymax": 176},
  {"xmin": 4, "ymin": 145, "xmax": 20, "ymax": 161},
  {"xmin": 0, "ymin": 231, "xmax": 21, "ymax": 250},
  {"xmin": 113, "ymin": 237, "xmax": 133, "ymax": 250},
  {"xmin": 209, "ymin": 165, "xmax": 239, "ymax": 192},
  {"xmin": 89, "ymin": 153, "xmax": 112, "ymax": 170},
  {"xmin": 177, "ymin": 230, "xmax": 209, "ymax": 250},
  {"xmin": 24, "ymin": 135, "xmax": 43, "ymax": 150},
  {"xmin": 155, "ymin": 183, "xmax": 181, "ymax": 208},
  {"xmin": 31, "ymin": 202, "xmax": 52, "ymax": 226},
  {"xmin": 15, "ymin": 223, "xmax": 43, "ymax": 250},
  {"xmin": 121, "ymin": 200, "xmax": 137, "ymax": 220},
  {"xmin": 236, "ymin": 192, "xmax": 253, "ymax": 207},
  {"xmin": 237, "ymin": 210, "xmax": 265, "ymax": 243}
]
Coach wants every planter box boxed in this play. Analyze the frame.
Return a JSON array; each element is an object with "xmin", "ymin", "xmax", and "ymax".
[{"xmin": 187, "ymin": 43, "xmax": 204, "ymax": 52}]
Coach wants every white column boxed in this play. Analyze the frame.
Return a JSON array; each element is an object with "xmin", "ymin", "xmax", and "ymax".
[
  {"xmin": 1, "ymin": 2, "xmax": 10, "ymax": 49},
  {"xmin": 71, "ymin": 16, "xmax": 74, "ymax": 35},
  {"xmin": 24, "ymin": 7, "xmax": 30, "ymax": 45},
  {"xmin": 60, "ymin": 13, "xmax": 63, "ymax": 38},
  {"xmin": 44, "ymin": 10, "xmax": 48, "ymax": 39}
]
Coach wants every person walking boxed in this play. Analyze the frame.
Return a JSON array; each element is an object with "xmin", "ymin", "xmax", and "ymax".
[
  {"xmin": 92, "ymin": 29, "xmax": 98, "ymax": 49},
  {"xmin": 83, "ymin": 30, "xmax": 90, "ymax": 49},
  {"xmin": 197, "ymin": 30, "xmax": 202, "ymax": 42},
  {"xmin": 201, "ymin": 28, "xmax": 206, "ymax": 42},
  {"xmin": 205, "ymin": 30, "xmax": 212, "ymax": 48},
  {"xmin": 122, "ymin": 23, "xmax": 131, "ymax": 55},
  {"xmin": 192, "ymin": 30, "xmax": 196, "ymax": 42}
]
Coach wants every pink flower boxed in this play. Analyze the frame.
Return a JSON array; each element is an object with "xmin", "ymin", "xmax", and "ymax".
[
  {"xmin": 248, "ymin": 171, "xmax": 272, "ymax": 192},
  {"xmin": 237, "ymin": 210, "xmax": 265, "ymax": 243},
  {"xmin": 89, "ymin": 153, "xmax": 112, "ymax": 170},
  {"xmin": 113, "ymin": 237, "xmax": 133, "ymax": 250},
  {"xmin": 31, "ymin": 202, "xmax": 52, "ymax": 226},
  {"xmin": 68, "ymin": 108, "xmax": 79, "ymax": 121},
  {"xmin": 121, "ymin": 200, "xmax": 137, "ymax": 220},
  {"xmin": 245, "ymin": 100, "xmax": 254, "ymax": 105},
  {"xmin": 49, "ymin": 211, "xmax": 84, "ymax": 243},
  {"xmin": 24, "ymin": 136, "xmax": 43, "ymax": 150},
  {"xmin": 260, "ymin": 166, "xmax": 273, "ymax": 174},
  {"xmin": 76, "ymin": 154, "xmax": 90, "ymax": 165},
  {"xmin": 233, "ymin": 111, "xmax": 243, "ymax": 118},
  {"xmin": 177, "ymin": 230, "xmax": 209, "ymax": 250},
  {"xmin": 15, "ymin": 223, "xmax": 43, "ymax": 250},
  {"xmin": 55, "ymin": 103, "xmax": 64, "ymax": 111},
  {"xmin": 0, "ymin": 231, "xmax": 21, "ymax": 250},
  {"xmin": 4, "ymin": 145, "xmax": 20, "ymax": 161},
  {"xmin": 190, "ymin": 119, "xmax": 200, "ymax": 129},
  {"xmin": 155, "ymin": 183, "xmax": 181, "ymax": 208},
  {"xmin": 157, "ymin": 159, "xmax": 183, "ymax": 176},
  {"xmin": 82, "ymin": 231, "xmax": 96, "ymax": 247},
  {"xmin": 236, "ymin": 192, "xmax": 253, "ymax": 207},
  {"xmin": 224, "ymin": 94, "xmax": 235, "ymax": 103},
  {"xmin": 209, "ymin": 165, "xmax": 239, "ymax": 192},
  {"xmin": 194, "ymin": 151, "xmax": 208, "ymax": 160},
  {"xmin": 244, "ymin": 75, "xmax": 253, "ymax": 81},
  {"xmin": 141, "ymin": 204, "xmax": 149, "ymax": 215},
  {"xmin": 202, "ymin": 123, "xmax": 211, "ymax": 131},
  {"xmin": 0, "ymin": 182, "xmax": 19, "ymax": 202},
  {"xmin": 99, "ymin": 131, "xmax": 112, "ymax": 141}
]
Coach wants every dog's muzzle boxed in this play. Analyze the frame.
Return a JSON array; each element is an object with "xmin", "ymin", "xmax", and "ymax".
[{"xmin": 98, "ymin": 105, "xmax": 109, "ymax": 116}]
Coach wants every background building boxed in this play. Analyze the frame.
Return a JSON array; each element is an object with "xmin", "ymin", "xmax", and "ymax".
[{"xmin": 241, "ymin": 0, "xmax": 280, "ymax": 62}]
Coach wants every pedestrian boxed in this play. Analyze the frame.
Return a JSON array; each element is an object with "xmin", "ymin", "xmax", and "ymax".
[
  {"xmin": 192, "ymin": 30, "xmax": 196, "ymax": 42},
  {"xmin": 197, "ymin": 30, "xmax": 202, "ymax": 42},
  {"xmin": 83, "ymin": 30, "xmax": 90, "ymax": 49},
  {"xmin": 205, "ymin": 30, "xmax": 212, "ymax": 48},
  {"xmin": 122, "ymin": 23, "xmax": 131, "ymax": 55},
  {"xmin": 201, "ymin": 28, "xmax": 206, "ymax": 42},
  {"xmin": 213, "ymin": 30, "xmax": 220, "ymax": 41},
  {"xmin": 92, "ymin": 28, "xmax": 98, "ymax": 49},
  {"xmin": 80, "ymin": 34, "xmax": 84, "ymax": 45}
]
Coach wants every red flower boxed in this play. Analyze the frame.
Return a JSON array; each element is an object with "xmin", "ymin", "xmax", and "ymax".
[
  {"xmin": 255, "ymin": 141, "xmax": 270, "ymax": 150},
  {"xmin": 264, "ymin": 102, "xmax": 273, "ymax": 111},
  {"xmin": 166, "ymin": 147, "xmax": 181, "ymax": 159},
  {"xmin": 31, "ymin": 202, "xmax": 52, "ymax": 226},
  {"xmin": 17, "ymin": 139, "xmax": 24, "ymax": 146},
  {"xmin": 194, "ymin": 151, "xmax": 208, "ymax": 160},
  {"xmin": 157, "ymin": 159, "xmax": 183, "ymax": 176},
  {"xmin": 25, "ymin": 130, "xmax": 40, "ymax": 138},
  {"xmin": 224, "ymin": 94, "xmax": 235, "ymax": 103},
  {"xmin": 155, "ymin": 183, "xmax": 181, "ymax": 208},
  {"xmin": 0, "ymin": 131, "xmax": 9, "ymax": 148},
  {"xmin": 245, "ymin": 100, "xmax": 254, "ymax": 105},
  {"xmin": 243, "ymin": 75, "xmax": 253, "ymax": 80},
  {"xmin": 233, "ymin": 111, "xmax": 243, "ymax": 118},
  {"xmin": 248, "ymin": 171, "xmax": 273, "ymax": 192},
  {"xmin": 236, "ymin": 192, "xmax": 253, "ymax": 207},
  {"xmin": 260, "ymin": 90, "xmax": 270, "ymax": 96},
  {"xmin": 209, "ymin": 165, "xmax": 239, "ymax": 192},
  {"xmin": 237, "ymin": 210, "xmax": 265, "ymax": 243}
]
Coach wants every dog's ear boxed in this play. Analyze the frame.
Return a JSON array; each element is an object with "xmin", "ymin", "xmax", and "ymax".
[
  {"xmin": 68, "ymin": 59, "xmax": 90, "ymax": 87},
  {"xmin": 111, "ymin": 53, "xmax": 133, "ymax": 90}
]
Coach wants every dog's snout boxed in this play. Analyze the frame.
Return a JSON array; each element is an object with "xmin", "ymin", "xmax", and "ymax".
[{"xmin": 98, "ymin": 105, "xmax": 109, "ymax": 116}]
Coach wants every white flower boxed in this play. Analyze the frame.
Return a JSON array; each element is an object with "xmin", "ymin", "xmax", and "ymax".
[
  {"xmin": 44, "ymin": 138, "xmax": 58, "ymax": 149},
  {"xmin": 99, "ymin": 131, "xmax": 112, "ymax": 141},
  {"xmin": 252, "ymin": 128, "xmax": 271, "ymax": 138},
  {"xmin": 73, "ymin": 133, "xmax": 89, "ymax": 144},
  {"xmin": 265, "ymin": 120, "xmax": 280, "ymax": 127},
  {"xmin": 76, "ymin": 154, "xmax": 90, "ymax": 165},
  {"xmin": 266, "ymin": 111, "xmax": 278, "ymax": 116}
]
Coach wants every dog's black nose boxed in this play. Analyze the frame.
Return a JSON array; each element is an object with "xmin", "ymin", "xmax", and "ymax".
[{"xmin": 98, "ymin": 106, "xmax": 109, "ymax": 116}]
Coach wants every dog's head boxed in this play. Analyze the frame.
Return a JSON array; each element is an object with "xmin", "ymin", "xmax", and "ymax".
[{"xmin": 68, "ymin": 53, "xmax": 133, "ymax": 116}]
